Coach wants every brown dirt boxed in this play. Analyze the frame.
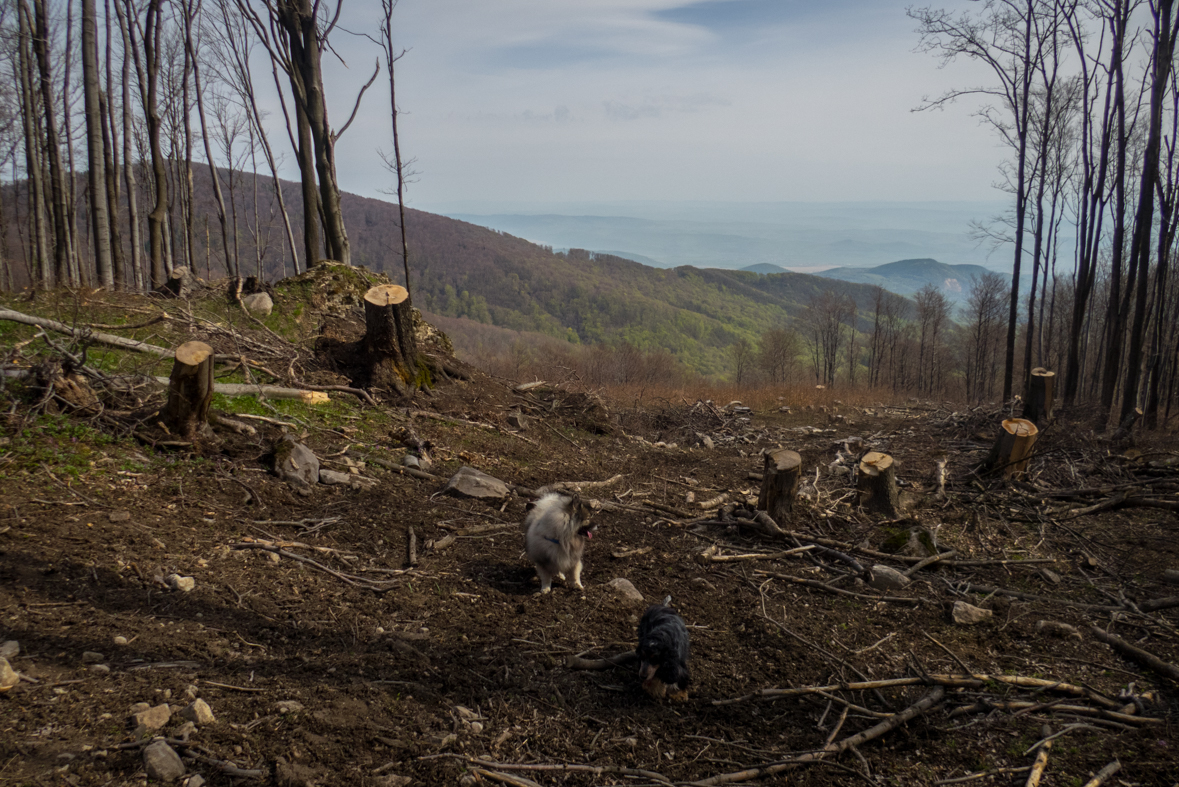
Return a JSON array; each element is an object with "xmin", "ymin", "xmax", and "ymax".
[{"xmin": 2, "ymin": 304, "xmax": 1178, "ymax": 787}]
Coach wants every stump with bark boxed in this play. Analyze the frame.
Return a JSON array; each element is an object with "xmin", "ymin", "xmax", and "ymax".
[
  {"xmin": 985, "ymin": 418, "xmax": 1039, "ymax": 477},
  {"xmin": 1023, "ymin": 367, "xmax": 1055, "ymax": 425},
  {"xmin": 757, "ymin": 449, "xmax": 802, "ymax": 526},
  {"xmin": 857, "ymin": 451, "xmax": 900, "ymax": 519},
  {"xmin": 159, "ymin": 341, "xmax": 215, "ymax": 440},
  {"xmin": 363, "ymin": 284, "xmax": 418, "ymax": 395}
]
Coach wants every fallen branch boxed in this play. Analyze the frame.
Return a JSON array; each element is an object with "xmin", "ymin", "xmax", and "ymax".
[
  {"xmin": 754, "ymin": 571, "xmax": 922, "ymax": 604},
  {"xmin": 417, "ymin": 754, "xmax": 672, "ymax": 786},
  {"xmin": 228, "ymin": 542, "xmax": 404, "ymax": 592},
  {"xmin": 566, "ymin": 650, "xmax": 639, "ymax": 671},
  {"xmin": 1090, "ymin": 626, "xmax": 1179, "ymax": 682},
  {"xmin": 700, "ymin": 545, "xmax": 815, "ymax": 563},
  {"xmin": 0, "ymin": 308, "xmax": 175, "ymax": 358},
  {"xmin": 1024, "ymin": 725, "xmax": 1052, "ymax": 787},
  {"xmin": 1080, "ymin": 760, "xmax": 1121, "ymax": 787}
]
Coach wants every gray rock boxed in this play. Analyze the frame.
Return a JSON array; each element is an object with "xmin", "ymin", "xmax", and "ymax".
[
  {"xmin": 507, "ymin": 411, "xmax": 528, "ymax": 430},
  {"xmin": 606, "ymin": 578, "xmax": 645, "ymax": 607},
  {"xmin": 108, "ymin": 510, "xmax": 131, "ymax": 522},
  {"xmin": 143, "ymin": 739, "xmax": 186, "ymax": 782},
  {"xmin": 441, "ymin": 466, "xmax": 509, "ymax": 500},
  {"xmin": 242, "ymin": 292, "xmax": 274, "ymax": 316},
  {"xmin": 273, "ymin": 436, "xmax": 319, "ymax": 494},
  {"xmin": 91, "ymin": 664, "xmax": 111, "ymax": 674},
  {"xmin": 179, "ymin": 698, "xmax": 215, "ymax": 725},
  {"xmin": 318, "ymin": 468, "xmax": 376, "ymax": 489},
  {"xmin": 0, "ymin": 641, "xmax": 18, "ymax": 660},
  {"xmin": 130, "ymin": 701, "xmax": 151, "ymax": 714},
  {"xmin": 951, "ymin": 601, "xmax": 993, "ymax": 626},
  {"xmin": 113, "ymin": 636, "xmax": 128, "ymax": 646},
  {"xmin": 1038, "ymin": 568, "xmax": 1062, "ymax": 585},
  {"xmin": 701, "ymin": 435, "xmax": 715, "ymax": 450},
  {"xmin": 275, "ymin": 700, "xmax": 304, "ymax": 714},
  {"xmin": 166, "ymin": 574, "xmax": 196, "ymax": 593},
  {"xmin": 0, "ymin": 656, "xmax": 18, "ymax": 692},
  {"xmin": 175, "ymin": 721, "xmax": 198, "ymax": 740},
  {"xmin": 184, "ymin": 776, "xmax": 206, "ymax": 787},
  {"xmin": 1036, "ymin": 620, "xmax": 1082, "ymax": 639},
  {"xmin": 133, "ymin": 703, "xmax": 173, "ymax": 730},
  {"xmin": 82, "ymin": 651, "xmax": 105, "ymax": 664},
  {"xmin": 866, "ymin": 565, "xmax": 911, "ymax": 591}
]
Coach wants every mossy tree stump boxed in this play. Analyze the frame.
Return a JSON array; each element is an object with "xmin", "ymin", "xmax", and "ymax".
[
  {"xmin": 1023, "ymin": 368, "xmax": 1055, "ymax": 425},
  {"xmin": 363, "ymin": 284, "xmax": 417, "ymax": 394},
  {"xmin": 985, "ymin": 418, "xmax": 1039, "ymax": 477},
  {"xmin": 160, "ymin": 341, "xmax": 214, "ymax": 439},
  {"xmin": 757, "ymin": 449, "xmax": 802, "ymax": 527},
  {"xmin": 857, "ymin": 451, "xmax": 900, "ymax": 519}
]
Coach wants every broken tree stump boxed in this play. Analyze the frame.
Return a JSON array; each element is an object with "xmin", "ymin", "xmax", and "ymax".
[
  {"xmin": 985, "ymin": 418, "xmax": 1039, "ymax": 477},
  {"xmin": 159, "ymin": 341, "xmax": 214, "ymax": 439},
  {"xmin": 1023, "ymin": 367, "xmax": 1055, "ymax": 425},
  {"xmin": 363, "ymin": 284, "xmax": 418, "ymax": 395},
  {"xmin": 857, "ymin": 451, "xmax": 900, "ymax": 518},
  {"xmin": 757, "ymin": 449, "xmax": 802, "ymax": 525}
]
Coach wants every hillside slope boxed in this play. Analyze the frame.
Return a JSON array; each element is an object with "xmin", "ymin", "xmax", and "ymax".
[{"xmin": 817, "ymin": 257, "xmax": 994, "ymax": 300}]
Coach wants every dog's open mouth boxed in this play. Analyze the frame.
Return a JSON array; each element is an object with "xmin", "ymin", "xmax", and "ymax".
[{"xmin": 579, "ymin": 525, "xmax": 596, "ymax": 539}]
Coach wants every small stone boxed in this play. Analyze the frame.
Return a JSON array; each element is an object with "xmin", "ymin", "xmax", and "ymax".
[
  {"xmin": 701, "ymin": 435, "xmax": 715, "ymax": 450},
  {"xmin": 455, "ymin": 706, "xmax": 479, "ymax": 721},
  {"xmin": 1036, "ymin": 620, "xmax": 1082, "ymax": 639},
  {"xmin": 275, "ymin": 700, "xmax": 304, "ymax": 714},
  {"xmin": 175, "ymin": 721, "xmax": 198, "ymax": 740},
  {"xmin": 143, "ymin": 739, "xmax": 186, "ymax": 782},
  {"xmin": 113, "ymin": 636, "xmax": 128, "ymax": 646},
  {"xmin": 165, "ymin": 574, "xmax": 196, "ymax": 593},
  {"xmin": 441, "ymin": 466, "xmax": 510, "ymax": 500},
  {"xmin": 606, "ymin": 578, "xmax": 645, "ymax": 607},
  {"xmin": 469, "ymin": 722, "xmax": 484, "ymax": 734},
  {"xmin": 507, "ymin": 411, "xmax": 528, "ymax": 431},
  {"xmin": 866, "ymin": 566, "xmax": 911, "ymax": 591},
  {"xmin": 1038, "ymin": 568, "xmax": 1062, "ymax": 585},
  {"xmin": 133, "ymin": 703, "xmax": 173, "ymax": 730},
  {"xmin": 91, "ymin": 664, "xmax": 111, "ymax": 674},
  {"xmin": 375, "ymin": 776, "xmax": 411, "ymax": 787},
  {"xmin": 179, "ymin": 698, "xmax": 215, "ymax": 725},
  {"xmin": 267, "ymin": 552, "xmax": 281, "ymax": 564},
  {"xmin": 0, "ymin": 641, "xmax": 18, "ymax": 660},
  {"xmin": 130, "ymin": 702, "xmax": 151, "ymax": 714},
  {"xmin": 82, "ymin": 651, "xmax": 105, "ymax": 664},
  {"xmin": 108, "ymin": 510, "xmax": 131, "ymax": 523},
  {"xmin": 402, "ymin": 454, "xmax": 421, "ymax": 469},
  {"xmin": 183, "ymin": 776, "xmax": 206, "ymax": 787},
  {"xmin": 0, "ymin": 657, "xmax": 18, "ymax": 692},
  {"xmin": 951, "ymin": 601, "xmax": 994, "ymax": 626},
  {"xmin": 459, "ymin": 776, "xmax": 477, "ymax": 787},
  {"xmin": 690, "ymin": 577, "xmax": 716, "ymax": 592}
]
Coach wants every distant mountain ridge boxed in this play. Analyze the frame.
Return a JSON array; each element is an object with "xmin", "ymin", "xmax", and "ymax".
[{"xmin": 816, "ymin": 258, "xmax": 997, "ymax": 300}]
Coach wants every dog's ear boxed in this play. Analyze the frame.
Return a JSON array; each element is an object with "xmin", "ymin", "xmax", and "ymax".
[{"xmin": 567, "ymin": 493, "xmax": 581, "ymax": 512}]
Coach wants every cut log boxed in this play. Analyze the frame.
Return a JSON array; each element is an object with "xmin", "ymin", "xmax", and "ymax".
[
  {"xmin": 757, "ymin": 449, "xmax": 802, "ymax": 525},
  {"xmin": 1111, "ymin": 407, "xmax": 1143, "ymax": 441},
  {"xmin": 1023, "ymin": 368, "xmax": 1055, "ymax": 425},
  {"xmin": 985, "ymin": 418, "xmax": 1039, "ymax": 477},
  {"xmin": 363, "ymin": 284, "xmax": 417, "ymax": 395},
  {"xmin": 857, "ymin": 451, "xmax": 900, "ymax": 518},
  {"xmin": 159, "ymin": 341, "xmax": 215, "ymax": 439}
]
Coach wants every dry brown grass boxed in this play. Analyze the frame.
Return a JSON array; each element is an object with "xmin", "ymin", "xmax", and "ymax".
[{"xmin": 594, "ymin": 381, "xmax": 919, "ymax": 412}]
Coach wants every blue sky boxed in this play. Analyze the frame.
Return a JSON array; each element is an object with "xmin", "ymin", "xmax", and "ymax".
[{"xmin": 305, "ymin": 0, "xmax": 1002, "ymax": 212}]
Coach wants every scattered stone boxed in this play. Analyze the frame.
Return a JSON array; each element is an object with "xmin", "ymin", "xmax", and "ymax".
[
  {"xmin": 606, "ymin": 578, "xmax": 645, "ymax": 607},
  {"xmin": 1163, "ymin": 568, "xmax": 1179, "ymax": 585},
  {"xmin": 507, "ymin": 411, "xmax": 528, "ymax": 430},
  {"xmin": 133, "ymin": 703, "xmax": 173, "ymax": 730},
  {"xmin": 183, "ymin": 775, "xmax": 206, "ymax": 787},
  {"xmin": 701, "ymin": 435, "xmax": 715, "ymax": 450},
  {"xmin": 143, "ymin": 739, "xmax": 186, "ymax": 782},
  {"xmin": 130, "ymin": 702, "xmax": 151, "ymax": 714},
  {"xmin": 275, "ymin": 700, "xmax": 305, "ymax": 714},
  {"xmin": 951, "ymin": 601, "xmax": 993, "ymax": 626},
  {"xmin": 375, "ymin": 776, "xmax": 411, "ymax": 787},
  {"xmin": 1038, "ymin": 568, "xmax": 1062, "ymax": 585},
  {"xmin": 319, "ymin": 468, "xmax": 377, "ymax": 489},
  {"xmin": 108, "ymin": 510, "xmax": 131, "ymax": 523},
  {"xmin": 690, "ymin": 577, "xmax": 716, "ymax": 592},
  {"xmin": 275, "ymin": 756, "xmax": 322, "ymax": 787},
  {"xmin": 0, "ymin": 641, "xmax": 18, "ymax": 660},
  {"xmin": 91, "ymin": 664, "xmax": 111, "ymax": 674},
  {"xmin": 113, "ymin": 636, "xmax": 128, "ymax": 646},
  {"xmin": 175, "ymin": 721, "xmax": 197, "ymax": 740},
  {"xmin": 1036, "ymin": 620, "xmax": 1082, "ymax": 639},
  {"xmin": 272, "ymin": 435, "xmax": 320, "ymax": 495},
  {"xmin": 469, "ymin": 722, "xmax": 484, "ymax": 735},
  {"xmin": 82, "ymin": 651, "xmax": 105, "ymax": 664},
  {"xmin": 459, "ymin": 776, "xmax": 477, "ymax": 787},
  {"xmin": 179, "ymin": 698, "xmax": 216, "ymax": 725},
  {"xmin": 242, "ymin": 292, "xmax": 274, "ymax": 316},
  {"xmin": 267, "ymin": 552, "xmax": 281, "ymax": 563},
  {"xmin": 402, "ymin": 454, "xmax": 421, "ymax": 469},
  {"xmin": 455, "ymin": 706, "xmax": 480, "ymax": 722},
  {"xmin": 166, "ymin": 574, "xmax": 196, "ymax": 593},
  {"xmin": 0, "ymin": 657, "xmax": 18, "ymax": 692},
  {"xmin": 866, "ymin": 566, "xmax": 911, "ymax": 591},
  {"xmin": 441, "ymin": 466, "xmax": 509, "ymax": 500}
]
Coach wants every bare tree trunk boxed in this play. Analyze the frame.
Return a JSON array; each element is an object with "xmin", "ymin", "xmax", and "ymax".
[
  {"xmin": 16, "ymin": 2, "xmax": 50, "ymax": 289},
  {"xmin": 83, "ymin": 0, "xmax": 114, "ymax": 288},
  {"xmin": 382, "ymin": 0, "xmax": 411, "ymax": 299},
  {"xmin": 112, "ymin": 0, "xmax": 143, "ymax": 290},
  {"xmin": 29, "ymin": 0, "xmax": 72, "ymax": 285},
  {"xmin": 141, "ymin": 0, "xmax": 169, "ymax": 288}
]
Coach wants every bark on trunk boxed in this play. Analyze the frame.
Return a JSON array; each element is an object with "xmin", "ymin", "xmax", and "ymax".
[
  {"xmin": 82, "ymin": 0, "xmax": 114, "ymax": 288},
  {"xmin": 985, "ymin": 418, "xmax": 1039, "ymax": 477},
  {"xmin": 159, "ymin": 341, "xmax": 215, "ymax": 440},
  {"xmin": 857, "ymin": 451, "xmax": 900, "ymax": 519},
  {"xmin": 757, "ymin": 449, "xmax": 802, "ymax": 526},
  {"xmin": 363, "ymin": 284, "xmax": 416, "ymax": 394},
  {"xmin": 1023, "ymin": 367, "xmax": 1055, "ymax": 425}
]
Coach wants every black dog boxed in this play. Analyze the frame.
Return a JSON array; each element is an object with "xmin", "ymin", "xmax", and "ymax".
[{"xmin": 637, "ymin": 601, "xmax": 690, "ymax": 702}]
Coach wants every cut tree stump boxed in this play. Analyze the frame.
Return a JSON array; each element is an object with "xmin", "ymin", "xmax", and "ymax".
[
  {"xmin": 1023, "ymin": 367, "xmax": 1055, "ymax": 425},
  {"xmin": 363, "ymin": 284, "xmax": 417, "ymax": 395},
  {"xmin": 757, "ymin": 449, "xmax": 802, "ymax": 525},
  {"xmin": 857, "ymin": 452, "xmax": 900, "ymax": 518},
  {"xmin": 159, "ymin": 341, "xmax": 214, "ymax": 439},
  {"xmin": 985, "ymin": 418, "xmax": 1039, "ymax": 477}
]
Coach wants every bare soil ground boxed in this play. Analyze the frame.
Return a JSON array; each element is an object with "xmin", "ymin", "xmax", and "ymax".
[{"xmin": 1, "ymin": 287, "xmax": 1178, "ymax": 787}]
